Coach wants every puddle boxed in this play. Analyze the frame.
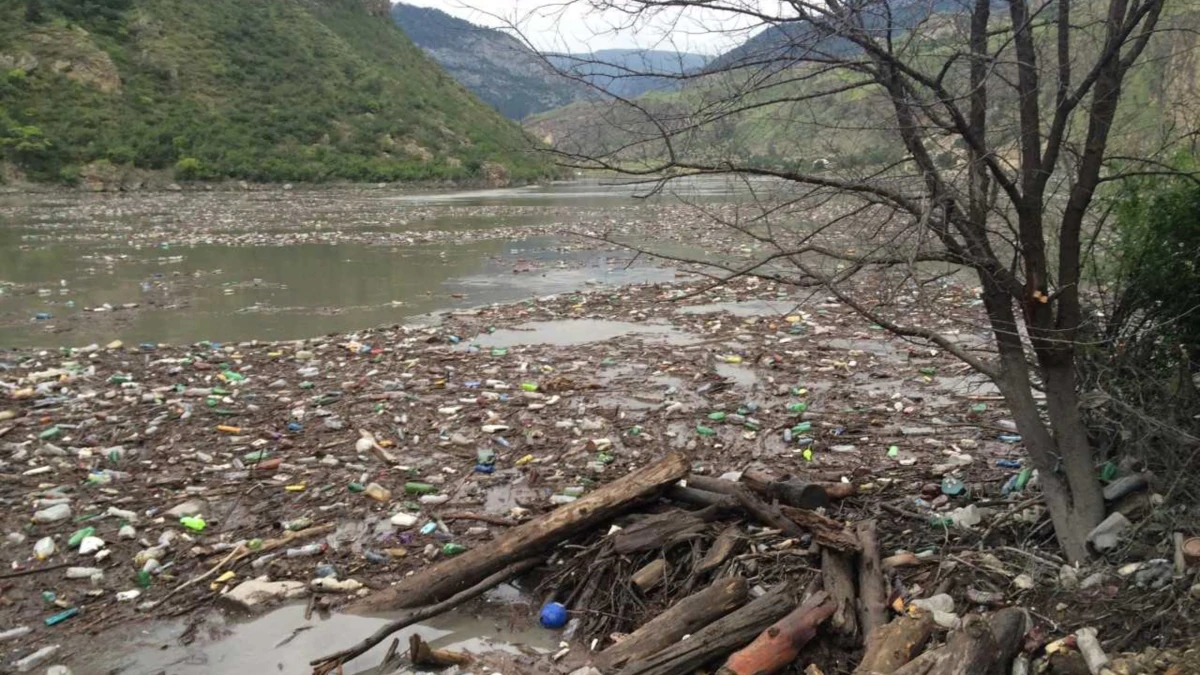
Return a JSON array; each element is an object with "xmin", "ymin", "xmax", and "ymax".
[
  {"xmin": 715, "ymin": 362, "xmax": 762, "ymax": 388},
  {"xmin": 470, "ymin": 319, "xmax": 698, "ymax": 348},
  {"xmin": 676, "ymin": 299, "xmax": 800, "ymax": 317},
  {"xmin": 83, "ymin": 593, "xmax": 556, "ymax": 675}
]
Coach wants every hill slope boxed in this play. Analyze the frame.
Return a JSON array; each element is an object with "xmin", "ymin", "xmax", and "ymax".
[
  {"xmin": 0, "ymin": 0, "xmax": 553, "ymax": 185},
  {"xmin": 390, "ymin": 3, "xmax": 583, "ymax": 121}
]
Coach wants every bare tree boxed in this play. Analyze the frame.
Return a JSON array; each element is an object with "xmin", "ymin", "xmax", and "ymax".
[{"xmin": 516, "ymin": 0, "xmax": 1188, "ymax": 561}]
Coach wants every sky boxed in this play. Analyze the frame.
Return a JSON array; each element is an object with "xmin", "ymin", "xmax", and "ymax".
[{"xmin": 395, "ymin": 0, "xmax": 773, "ymax": 56}]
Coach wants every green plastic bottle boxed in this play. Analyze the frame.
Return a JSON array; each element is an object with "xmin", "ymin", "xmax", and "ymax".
[
  {"xmin": 405, "ymin": 482, "xmax": 438, "ymax": 495},
  {"xmin": 695, "ymin": 425, "xmax": 717, "ymax": 437},
  {"xmin": 441, "ymin": 543, "xmax": 467, "ymax": 556}
]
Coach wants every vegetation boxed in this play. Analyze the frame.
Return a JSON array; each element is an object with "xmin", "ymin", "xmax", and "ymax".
[{"xmin": 0, "ymin": 0, "xmax": 554, "ymax": 184}]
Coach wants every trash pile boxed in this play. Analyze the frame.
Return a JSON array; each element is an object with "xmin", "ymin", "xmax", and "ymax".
[{"xmin": 0, "ymin": 275, "xmax": 1196, "ymax": 674}]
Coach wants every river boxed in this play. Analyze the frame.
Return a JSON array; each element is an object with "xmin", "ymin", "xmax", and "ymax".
[{"xmin": 0, "ymin": 178, "xmax": 760, "ymax": 348}]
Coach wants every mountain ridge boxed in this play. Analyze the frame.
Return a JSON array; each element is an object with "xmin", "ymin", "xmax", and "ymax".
[{"xmin": 0, "ymin": 0, "xmax": 552, "ymax": 186}]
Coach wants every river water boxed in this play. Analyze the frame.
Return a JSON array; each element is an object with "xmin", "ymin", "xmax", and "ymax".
[{"xmin": 0, "ymin": 178, "xmax": 763, "ymax": 348}]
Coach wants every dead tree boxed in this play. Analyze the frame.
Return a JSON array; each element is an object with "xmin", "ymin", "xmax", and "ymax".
[{"xmin": 518, "ymin": 0, "xmax": 1176, "ymax": 561}]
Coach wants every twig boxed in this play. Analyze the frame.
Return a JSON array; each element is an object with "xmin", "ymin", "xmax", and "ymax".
[
  {"xmin": 976, "ymin": 496, "xmax": 1044, "ymax": 549},
  {"xmin": 0, "ymin": 562, "xmax": 71, "ymax": 580},
  {"xmin": 999, "ymin": 545, "xmax": 1064, "ymax": 568},
  {"xmin": 441, "ymin": 512, "xmax": 518, "ymax": 526},
  {"xmin": 309, "ymin": 557, "xmax": 542, "ymax": 674},
  {"xmin": 155, "ymin": 544, "xmax": 245, "ymax": 611}
]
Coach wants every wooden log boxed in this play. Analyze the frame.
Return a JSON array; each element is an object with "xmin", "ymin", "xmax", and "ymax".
[
  {"xmin": 632, "ymin": 559, "xmax": 667, "ymax": 592},
  {"xmin": 818, "ymin": 481, "xmax": 858, "ymax": 500},
  {"xmin": 685, "ymin": 474, "xmax": 742, "ymax": 496},
  {"xmin": 613, "ymin": 506, "xmax": 719, "ymax": 554},
  {"xmin": 594, "ymin": 576, "xmax": 748, "ymax": 672},
  {"xmin": 821, "ymin": 547, "xmax": 859, "ymax": 639},
  {"xmin": 882, "ymin": 552, "xmax": 923, "ymax": 571},
  {"xmin": 781, "ymin": 506, "xmax": 861, "ymax": 552},
  {"xmin": 344, "ymin": 452, "xmax": 689, "ymax": 613},
  {"xmin": 856, "ymin": 520, "xmax": 889, "ymax": 639},
  {"xmin": 854, "ymin": 614, "xmax": 935, "ymax": 674},
  {"xmin": 742, "ymin": 469, "xmax": 830, "ymax": 509},
  {"xmin": 717, "ymin": 591, "xmax": 835, "ymax": 675},
  {"xmin": 619, "ymin": 584, "xmax": 797, "ymax": 675},
  {"xmin": 695, "ymin": 524, "xmax": 744, "ymax": 576},
  {"xmin": 409, "ymin": 634, "xmax": 471, "ymax": 668},
  {"xmin": 665, "ymin": 485, "xmax": 737, "ymax": 509},
  {"xmin": 889, "ymin": 608, "xmax": 1028, "ymax": 675}
]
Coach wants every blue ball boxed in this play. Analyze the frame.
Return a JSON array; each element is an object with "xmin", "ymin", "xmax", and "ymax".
[{"xmin": 539, "ymin": 602, "xmax": 568, "ymax": 629}]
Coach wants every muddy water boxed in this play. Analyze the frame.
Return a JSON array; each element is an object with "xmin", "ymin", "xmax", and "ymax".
[
  {"xmin": 84, "ymin": 591, "xmax": 556, "ymax": 675},
  {"xmin": 0, "ymin": 178, "xmax": 765, "ymax": 347}
]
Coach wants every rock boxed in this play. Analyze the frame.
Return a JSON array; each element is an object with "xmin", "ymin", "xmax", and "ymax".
[
  {"xmin": 1013, "ymin": 573, "xmax": 1036, "ymax": 590},
  {"xmin": 166, "ymin": 499, "xmax": 206, "ymax": 518},
  {"xmin": 223, "ymin": 577, "xmax": 307, "ymax": 612},
  {"xmin": 1087, "ymin": 512, "xmax": 1131, "ymax": 552},
  {"xmin": 105, "ymin": 340, "xmax": 123, "ymax": 350},
  {"xmin": 1059, "ymin": 564, "xmax": 1080, "ymax": 590},
  {"xmin": 1190, "ymin": 582, "xmax": 1200, "ymax": 600},
  {"xmin": 1080, "ymin": 572, "xmax": 1106, "ymax": 590}
]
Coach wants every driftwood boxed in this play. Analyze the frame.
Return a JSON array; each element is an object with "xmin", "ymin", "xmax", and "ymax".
[
  {"xmin": 717, "ymin": 591, "xmax": 835, "ymax": 675},
  {"xmin": 889, "ymin": 608, "xmax": 1028, "ymax": 675},
  {"xmin": 821, "ymin": 547, "xmax": 859, "ymax": 639},
  {"xmin": 882, "ymin": 552, "xmax": 923, "ymax": 571},
  {"xmin": 742, "ymin": 470, "xmax": 830, "ymax": 509},
  {"xmin": 695, "ymin": 524, "xmax": 744, "ymax": 575},
  {"xmin": 345, "ymin": 452, "xmax": 689, "ymax": 613},
  {"xmin": 614, "ymin": 506, "xmax": 719, "ymax": 554},
  {"xmin": 781, "ymin": 506, "xmax": 861, "ymax": 552},
  {"xmin": 618, "ymin": 584, "xmax": 797, "ymax": 675},
  {"xmin": 665, "ymin": 485, "xmax": 737, "ymax": 509},
  {"xmin": 310, "ymin": 557, "xmax": 541, "ymax": 674},
  {"xmin": 856, "ymin": 520, "xmax": 889, "ymax": 639},
  {"xmin": 854, "ymin": 614, "xmax": 935, "ymax": 674},
  {"xmin": 408, "ymin": 634, "xmax": 471, "ymax": 668},
  {"xmin": 594, "ymin": 576, "xmax": 748, "ymax": 672},
  {"xmin": 632, "ymin": 559, "xmax": 667, "ymax": 592}
]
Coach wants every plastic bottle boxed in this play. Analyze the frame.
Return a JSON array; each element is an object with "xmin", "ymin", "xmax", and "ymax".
[
  {"xmin": 441, "ymin": 543, "xmax": 467, "ymax": 556},
  {"xmin": 65, "ymin": 567, "xmax": 103, "ymax": 579},
  {"xmin": 364, "ymin": 483, "xmax": 392, "ymax": 502},
  {"xmin": 695, "ymin": 425, "xmax": 716, "ymax": 436},
  {"xmin": 281, "ymin": 517, "xmax": 312, "ymax": 531},
  {"xmin": 32, "ymin": 504, "xmax": 72, "ymax": 524},
  {"xmin": 286, "ymin": 543, "xmax": 326, "ymax": 558},
  {"xmin": 404, "ymin": 482, "xmax": 437, "ymax": 495},
  {"xmin": 180, "ymin": 516, "xmax": 206, "ymax": 532},
  {"xmin": 0, "ymin": 625, "xmax": 31, "ymax": 641},
  {"xmin": 33, "ymin": 537, "xmax": 56, "ymax": 560}
]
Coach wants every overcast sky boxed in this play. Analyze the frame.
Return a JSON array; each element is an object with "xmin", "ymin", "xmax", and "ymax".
[{"xmin": 396, "ymin": 1, "xmax": 772, "ymax": 55}]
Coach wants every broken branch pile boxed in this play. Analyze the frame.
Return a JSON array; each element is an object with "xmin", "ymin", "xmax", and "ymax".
[{"xmin": 309, "ymin": 453, "xmax": 1090, "ymax": 675}]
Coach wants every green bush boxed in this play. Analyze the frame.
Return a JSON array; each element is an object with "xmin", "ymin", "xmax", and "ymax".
[{"xmin": 173, "ymin": 157, "xmax": 204, "ymax": 180}]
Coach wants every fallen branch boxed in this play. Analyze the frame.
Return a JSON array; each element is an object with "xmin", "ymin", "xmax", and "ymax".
[
  {"xmin": 821, "ymin": 546, "xmax": 859, "ymax": 639},
  {"xmin": 442, "ymin": 512, "xmax": 518, "ymax": 527},
  {"xmin": 854, "ymin": 614, "xmax": 935, "ymax": 674},
  {"xmin": 594, "ymin": 576, "xmax": 748, "ymax": 672},
  {"xmin": 856, "ymin": 520, "xmax": 888, "ymax": 639},
  {"xmin": 781, "ymin": 506, "xmax": 861, "ymax": 552},
  {"xmin": 409, "ymin": 634, "xmax": 471, "ymax": 668},
  {"xmin": 345, "ymin": 452, "xmax": 689, "ymax": 613},
  {"xmin": 717, "ymin": 591, "xmax": 834, "ymax": 675},
  {"xmin": 309, "ymin": 557, "xmax": 541, "ymax": 674},
  {"xmin": 619, "ymin": 584, "xmax": 797, "ymax": 675}
]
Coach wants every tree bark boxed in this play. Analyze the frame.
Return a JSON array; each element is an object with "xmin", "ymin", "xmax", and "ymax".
[
  {"xmin": 856, "ymin": 520, "xmax": 889, "ymax": 640},
  {"xmin": 854, "ymin": 614, "xmax": 935, "ymax": 674},
  {"xmin": 889, "ymin": 608, "xmax": 1028, "ymax": 675},
  {"xmin": 821, "ymin": 546, "xmax": 858, "ymax": 639},
  {"xmin": 344, "ymin": 452, "xmax": 689, "ymax": 613},
  {"xmin": 594, "ymin": 576, "xmax": 749, "ymax": 672},
  {"xmin": 742, "ymin": 470, "xmax": 830, "ymax": 509},
  {"xmin": 618, "ymin": 584, "xmax": 797, "ymax": 675},
  {"xmin": 717, "ymin": 591, "xmax": 835, "ymax": 675},
  {"xmin": 781, "ymin": 506, "xmax": 861, "ymax": 552},
  {"xmin": 695, "ymin": 524, "xmax": 745, "ymax": 576},
  {"xmin": 613, "ymin": 506, "xmax": 718, "ymax": 554}
]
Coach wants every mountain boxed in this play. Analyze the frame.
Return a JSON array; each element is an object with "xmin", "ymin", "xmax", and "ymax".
[
  {"xmin": 548, "ymin": 49, "xmax": 710, "ymax": 99},
  {"xmin": 391, "ymin": 4, "xmax": 709, "ymax": 118},
  {"xmin": 0, "ymin": 0, "xmax": 553, "ymax": 186},
  {"xmin": 390, "ymin": 3, "xmax": 582, "ymax": 120}
]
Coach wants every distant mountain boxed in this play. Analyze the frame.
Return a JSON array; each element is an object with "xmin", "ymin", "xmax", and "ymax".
[
  {"xmin": 549, "ymin": 49, "xmax": 710, "ymax": 99},
  {"xmin": 391, "ymin": 3, "xmax": 583, "ymax": 120},
  {"xmin": 391, "ymin": 4, "xmax": 708, "ymax": 118},
  {"xmin": 0, "ymin": 0, "xmax": 552, "ymax": 186}
]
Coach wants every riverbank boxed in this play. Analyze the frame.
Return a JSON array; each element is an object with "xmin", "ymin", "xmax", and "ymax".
[{"xmin": 2, "ymin": 273, "xmax": 1196, "ymax": 674}]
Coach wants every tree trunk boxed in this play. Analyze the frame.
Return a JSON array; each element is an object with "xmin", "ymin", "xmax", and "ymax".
[
  {"xmin": 594, "ymin": 576, "xmax": 748, "ymax": 672},
  {"xmin": 344, "ymin": 452, "xmax": 689, "ymax": 613}
]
